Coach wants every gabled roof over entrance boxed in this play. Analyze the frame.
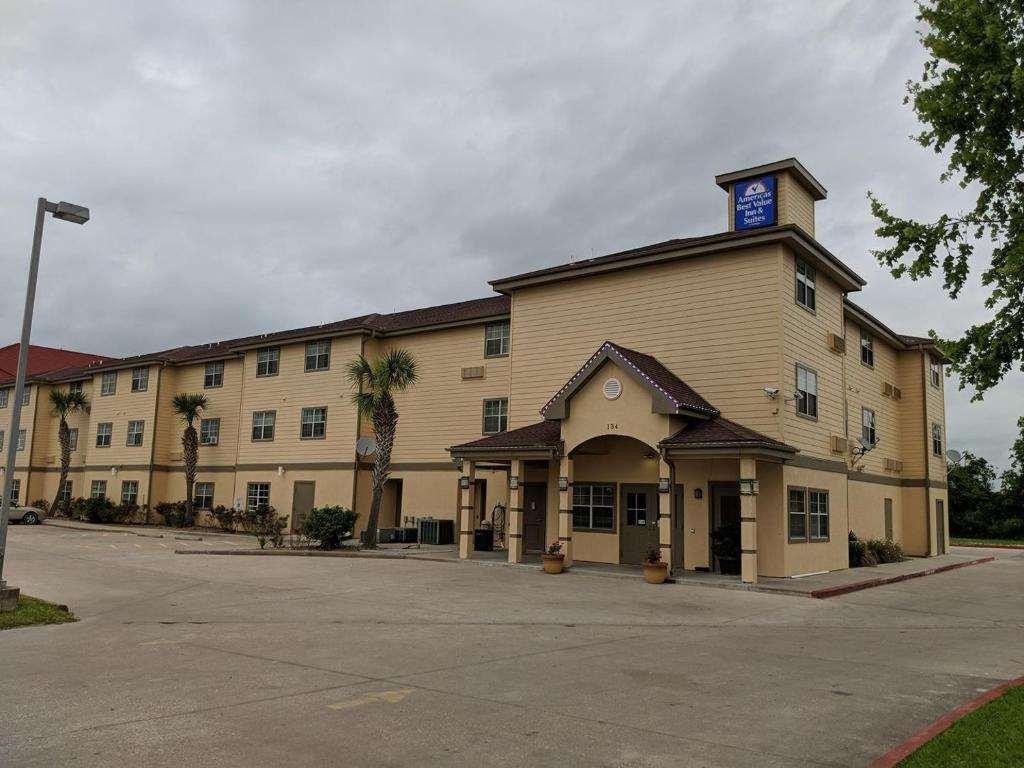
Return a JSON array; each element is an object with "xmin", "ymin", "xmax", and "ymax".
[
  {"xmin": 449, "ymin": 419, "xmax": 561, "ymax": 458},
  {"xmin": 542, "ymin": 341, "xmax": 719, "ymax": 420},
  {"xmin": 660, "ymin": 417, "xmax": 795, "ymax": 454}
]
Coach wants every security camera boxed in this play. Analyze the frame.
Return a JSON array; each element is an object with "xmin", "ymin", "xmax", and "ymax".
[{"xmin": 763, "ymin": 387, "xmax": 779, "ymax": 398}]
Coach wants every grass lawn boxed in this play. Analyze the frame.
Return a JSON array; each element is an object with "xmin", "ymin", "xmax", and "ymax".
[
  {"xmin": 900, "ymin": 685, "xmax": 1024, "ymax": 767},
  {"xmin": 0, "ymin": 595, "xmax": 76, "ymax": 631},
  {"xmin": 952, "ymin": 537, "xmax": 1024, "ymax": 549}
]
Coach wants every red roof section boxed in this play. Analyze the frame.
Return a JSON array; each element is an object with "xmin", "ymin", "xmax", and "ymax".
[{"xmin": 0, "ymin": 344, "xmax": 116, "ymax": 383}]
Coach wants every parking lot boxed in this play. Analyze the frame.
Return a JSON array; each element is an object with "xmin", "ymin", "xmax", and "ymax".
[{"xmin": 1, "ymin": 524, "xmax": 1021, "ymax": 767}]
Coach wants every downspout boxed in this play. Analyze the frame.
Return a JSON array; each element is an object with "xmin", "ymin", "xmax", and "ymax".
[
  {"xmin": 231, "ymin": 351, "xmax": 247, "ymax": 511},
  {"xmin": 920, "ymin": 350, "xmax": 932, "ymax": 554},
  {"xmin": 350, "ymin": 332, "xmax": 370, "ymax": 513},
  {"xmin": 145, "ymin": 364, "xmax": 164, "ymax": 510},
  {"xmin": 841, "ymin": 295, "xmax": 850, "ymax": 545}
]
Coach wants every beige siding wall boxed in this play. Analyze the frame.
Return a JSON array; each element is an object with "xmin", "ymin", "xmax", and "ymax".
[
  {"xmin": 848, "ymin": 479, "xmax": 902, "ymax": 542},
  {"xmin": 83, "ymin": 366, "xmax": 161, "ymax": 470},
  {"xmin": 510, "ymin": 245, "xmax": 783, "ymax": 437},
  {"xmin": 896, "ymin": 352, "xmax": 928, "ymax": 477},
  {"xmin": 777, "ymin": 171, "xmax": 815, "ymax": 235},
  {"xmin": 925, "ymin": 354, "xmax": 948, "ymax": 483},
  {"xmin": 844, "ymin": 319, "xmax": 904, "ymax": 477},
  {"xmin": 780, "ymin": 251, "xmax": 845, "ymax": 460},
  {"xmin": 782, "ymin": 464, "xmax": 849, "ymax": 575}
]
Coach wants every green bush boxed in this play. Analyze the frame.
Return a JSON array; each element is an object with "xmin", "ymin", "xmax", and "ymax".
[
  {"xmin": 301, "ymin": 506, "xmax": 358, "ymax": 550},
  {"xmin": 30, "ymin": 499, "xmax": 50, "ymax": 513},
  {"xmin": 865, "ymin": 537, "xmax": 904, "ymax": 564},
  {"xmin": 242, "ymin": 505, "xmax": 286, "ymax": 549},
  {"xmin": 155, "ymin": 501, "xmax": 196, "ymax": 528},
  {"xmin": 848, "ymin": 531, "xmax": 871, "ymax": 567},
  {"xmin": 209, "ymin": 505, "xmax": 237, "ymax": 532}
]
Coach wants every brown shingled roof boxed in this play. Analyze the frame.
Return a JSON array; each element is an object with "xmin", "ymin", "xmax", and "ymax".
[
  {"xmin": 660, "ymin": 416, "xmax": 795, "ymax": 453},
  {"xmin": 450, "ymin": 419, "xmax": 562, "ymax": 454}
]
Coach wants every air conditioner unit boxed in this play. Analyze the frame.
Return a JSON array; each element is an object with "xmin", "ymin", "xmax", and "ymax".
[
  {"xmin": 882, "ymin": 382, "xmax": 894, "ymax": 397},
  {"xmin": 827, "ymin": 333, "xmax": 846, "ymax": 354},
  {"xmin": 892, "ymin": 387, "xmax": 902, "ymax": 400},
  {"xmin": 885, "ymin": 457, "xmax": 903, "ymax": 472},
  {"xmin": 830, "ymin": 435, "xmax": 849, "ymax": 454},
  {"xmin": 461, "ymin": 366, "xmax": 485, "ymax": 380}
]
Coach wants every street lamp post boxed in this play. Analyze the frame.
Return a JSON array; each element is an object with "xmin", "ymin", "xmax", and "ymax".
[{"xmin": 0, "ymin": 198, "xmax": 89, "ymax": 592}]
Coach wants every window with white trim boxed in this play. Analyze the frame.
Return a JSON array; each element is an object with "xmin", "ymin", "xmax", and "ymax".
[
  {"xmin": 96, "ymin": 422, "xmax": 113, "ymax": 447},
  {"xmin": 91, "ymin": 480, "xmax": 107, "ymax": 499},
  {"xmin": 58, "ymin": 479, "xmax": 73, "ymax": 504},
  {"xmin": 860, "ymin": 330, "xmax": 874, "ymax": 367},
  {"xmin": 120, "ymin": 480, "xmax": 139, "ymax": 506},
  {"xmin": 200, "ymin": 418, "xmax": 221, "ymax": 445},
  {"xmin": 484, "ymin": 321, "xmax": 510, "ymax": 358},
  {"xmin": 256, "ymin": 347, "xmax": 279, "ymax": 377},
  {"xmin": 304, "ymin": 340, "xmax": 331, "ymax": 372},
  {"xmin": 930, "ymin": 360, "xmax": 942, "ymax": 388},
  {"xmin": 789, "ymin": 487, "xmax": 829, "ymax": 542},
  {"xmin": 131, "ymin": 366, "xmax": 149, "ymax": 392},
  {"xmin": 572, "ymin": 484, "xmax": 615, "ymax": 531},
  {"xmin": 861, "ymin": 408, "xmax": 877, "ymax": 447},
  {"xmin": 795, "ymin": 259, "xmax": 816, "ymax": 310},
  {"xmin": 16, "ymin": 429, "xmax": 25, "ymax": 452},
  {"xmin": 0, "ymin": 388, "xmax": 8, "ymax": 408},
  {"xmin": 195, "ymin": 482, "xmax": 214, "ymax": 510},
  {"xmin": 100, "ymin": 371, "xmax": 117, "ymax": 395},
  {"xmin": 9, "ymin": 479, "xmax": 20, "ymax": 505},
  {"xmin": 246, "ymin": 482, "xmax": 271, "ymax": 512},
  {"xmin": 204, "ymin": 361, "xmax": 224, "ymax": 388},
  {"xmin": 796, "ymin": 364, "xmax": 818, "ymax": 418},
  {"xmin": 482, "ymin": 398, "xmax": 508, "ymax": 434},
  {"xmin": 21, "ymin": 387, "xmax": 30, "ymax": 406},
  {"xmin": 251, "ymin": 411, "xmax": 276, "ymax": 441},
  {"xmin": 300, "ymin": 407, "xmax": 327, "ymax": 439},
  {"xmin": 126, "ymin": 420, "xmax": 145, "ymax": 447},
  {"xmin": 0, "ymin": 430, "xmax": 4, "ymax": 451},
  {"xmin": 68, "ymin": 428, "xmax": 79, "ymax": 451},
  {"xmin": 69, "ymin": 381, "xmax": 84, "ymax": 395},
  {"xmin": 932, "ymin": 423, "xmax": 943, "ymax": 457}
]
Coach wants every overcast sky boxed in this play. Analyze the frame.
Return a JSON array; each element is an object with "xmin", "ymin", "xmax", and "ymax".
[{"xmin": 1, "ymin": 1, "xmax": 1020, "ymax": 471}]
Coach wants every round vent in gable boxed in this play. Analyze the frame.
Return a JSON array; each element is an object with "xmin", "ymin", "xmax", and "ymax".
[{"xmin": 602, "ymin": 377, "xmax": 622, "ymax": 400}]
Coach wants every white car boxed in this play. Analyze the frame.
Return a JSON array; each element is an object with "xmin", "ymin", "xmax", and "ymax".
[{"xmin": 9, "ymin": 505, "xmax": 44, "ymax": 525}]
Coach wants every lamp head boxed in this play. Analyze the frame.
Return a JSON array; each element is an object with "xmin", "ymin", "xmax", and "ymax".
[{"xmin": 53, "ymin": 201, "xmax": 89, "ymax": 225}]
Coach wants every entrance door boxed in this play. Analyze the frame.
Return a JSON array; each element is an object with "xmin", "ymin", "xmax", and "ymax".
[
  {"xmin": 672, "ymin": 485, "xmax": 685, "ymax": 570},
  {"xmin": 522, "ymin": 483, "xmax": 547, "ymax": 553},
  {"xmin": 291, "ymin": 481, "xmax": 315, "ymax": 534},
  {"xmin": 710, "ymin": 484, "xmax": 741, "ymax": 575},
  {"xmin": 381, "ymin": 479, "xmax": 403, "ymax": 528},
  {"xmin": 935, "ymin": 500, "xmax": 946, "ymax": 555},
  {"xmin": 620, "ymin": 484, "xmax": 659, "ymax": 565}
]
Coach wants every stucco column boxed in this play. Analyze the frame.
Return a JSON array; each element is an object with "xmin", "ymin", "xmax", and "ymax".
[
  {"xmin": 458, "ymin": 460, "xmax": 476, "ymax": 560},
  {"xmin": 507, "ymin": 459, "xmax": 524, "ymax": 564},
  {"xmin": 739, "ymin": 456, "xmax": 758, "ymax": 584},
  {"xmin": 658, "ymin": 458, "xmax": 673, "ymax": 576},
  {"xmin": 558, "ymin": 455, "xmax": 573, "ymax": 567}
]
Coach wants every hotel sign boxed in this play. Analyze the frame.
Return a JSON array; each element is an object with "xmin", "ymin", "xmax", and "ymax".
[{"xmin": 733, "ymin": 175, "xmax": 777, "ymax": 231}]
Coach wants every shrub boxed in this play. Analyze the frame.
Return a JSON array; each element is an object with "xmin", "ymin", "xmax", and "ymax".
[
  {"xmin": 209, "ymin": 505, "xmax": 237, "ymax": 532},
  {"xmin": 30, "ymin": 499, "xmax": 50, "ymax": 512},
  {"xmin": 155, "ymin": 501, "xmax": 196, "ymax": 528},
  {"xmin": 644, "ymin": 546, "xmax": 663, "ymax": 565},
  {"xmin": 301, "ymin": 505, "xmax": 357, "ymax": 550},
  {"xmin": 866, "ymin": 537, "xmax": 904, "ymax": 564},
  {"xmin": 242, "ymin": 505, "xmax": 286, "ymax": 549},
  {"xmin": 861, "ymin": 548, "xmax": 879, "ymax": 567},
  {"xmin": 76, "ymin": 496, "xmax": 117, "ymax": 524}
]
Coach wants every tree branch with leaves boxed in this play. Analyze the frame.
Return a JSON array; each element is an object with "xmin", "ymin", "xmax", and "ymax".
[
  {"xmin": 48, "ymin": 388, "xmax": 89, "ymax": 516},
  {"xmin": 172, "ymin": 392, "xmax": 208, "ymax": 519}
]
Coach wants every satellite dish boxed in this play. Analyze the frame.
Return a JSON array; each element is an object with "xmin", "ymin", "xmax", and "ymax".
[
  {"xmin": 946, "ymin": 449, "xmax": 962, "ymax": 464},
  {"xmin": 355, "ymin": 436, "xmax": 377, "ymax": 456}
]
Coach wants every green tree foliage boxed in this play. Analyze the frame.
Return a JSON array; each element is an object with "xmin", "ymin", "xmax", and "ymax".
[
  {"xmin": 868, "ymin": 1, "xmax": 1024, "ymax": 398},
  {"xmin": 301, "ymin": 506, "xmax": 358, "ymax": 550}
]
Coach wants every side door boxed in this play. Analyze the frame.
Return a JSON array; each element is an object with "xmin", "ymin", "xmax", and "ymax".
[
  {"xmin": 620, "ymin": 484, "xmax": 658, "ymax": 565},
  {"xmin": 522, "ymin": 483, "xmax": 547, "ymax": 553},
  {"xmin": 291, "ymin": 481, "xmax": 315, "ymax": 534}
]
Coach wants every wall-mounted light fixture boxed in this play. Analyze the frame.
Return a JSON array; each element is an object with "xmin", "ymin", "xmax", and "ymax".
[
  {"xmin": 110, "ymin": 466, "xmax": 118, "ymax": 476},
  {"xmin": 693, "ymin": 488, "xmax": 703, "ymax": 500},
  {"xmin": 509, "ymin": 475, "xmax": 519, "ymax": 490},
  {"xmin": 459, "ymin": 475, "xmax": 471, "ymax": 490},
  {"xmin": 739, "ymin": 478, "xmax": 759, "ymax": 496},
  {"xmin": 658, "ymin": 477, "xmax": 671, "ymax": 493},
  {"xmin": 277, "ymin": 466, "xmax": 285, "ymax": 476},
  {"xmin": 451, "ymin": 456, "xmax": 463, "ymax": 470},
  {"xmin": 558, "ymin": 476, "xmax": 569, "ymax": 492}
]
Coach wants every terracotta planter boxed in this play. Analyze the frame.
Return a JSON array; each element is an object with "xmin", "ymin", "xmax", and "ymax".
[
  {"xmin": 643, "ymin": 562, "xmax": 669, "ymax": 584},
  {"xmin": 541, "ymin": 554, "xmax": 565, "ymax": 574}
]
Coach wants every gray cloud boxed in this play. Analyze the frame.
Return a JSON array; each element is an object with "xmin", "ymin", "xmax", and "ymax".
[{"xmin": 1, "ymin": 1, "xmax": 1019, "ymax": 470}]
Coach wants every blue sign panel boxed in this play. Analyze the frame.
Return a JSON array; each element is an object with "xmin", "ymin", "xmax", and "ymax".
[{"xmin": 733, "ymin": 175, "xmax": 777, "ymax": 231}]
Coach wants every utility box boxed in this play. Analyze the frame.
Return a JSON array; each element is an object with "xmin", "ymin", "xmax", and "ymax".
[{"xmin": 419, "ymin": 518, "xmax": 455, "ymax": 546}]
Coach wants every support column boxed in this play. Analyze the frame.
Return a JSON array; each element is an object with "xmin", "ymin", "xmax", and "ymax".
[
  {"xmin": 458, "ymin": 460, "xmax": 476, "ymax": 560},
  {"xmin": 558, "ymin": 455, "xmax": 573, "ymax": 567},
  {"xmin": 658, "ymin": 458, "xmax": 673, "ymax": 577},
  {"xmin": 739, "ymin": 456, "xmax": 758, "ymax": 584},
  {"xmin": 507, "ymin": 459, "xmax": 524, "ymax": 564}
]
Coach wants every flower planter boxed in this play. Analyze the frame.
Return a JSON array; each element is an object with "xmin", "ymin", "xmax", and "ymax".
[
  {"xmin": 643, "ymin": 562, "xmax": 669, "ymax": 584},
  {"xmin": 541, "ymin": 553, "xmax": 565, "ymax": 574}
]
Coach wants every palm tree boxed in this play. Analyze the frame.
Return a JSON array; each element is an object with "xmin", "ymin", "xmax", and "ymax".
[
  {"xmin": 347, "ymin": 349, "xmax": 418, "ymax": 548},
  {"xmin": 49, "ymin": 388, "xmax": 89, "ymax": 515},
  {"xmin": 172, "ymin": 393, "xmax": 208, "ymax": 517}
]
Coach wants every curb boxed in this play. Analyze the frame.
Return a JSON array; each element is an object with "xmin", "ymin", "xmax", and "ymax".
[
  {"xmin": 952, "ymin": 542, "xmax": 1024, "ymax": 550},
  {"xmin": 869, "ymin": 676, "xmax": 1024, "ymax": 767},
  {"xmin": 175, "ymin": 548, "xmax": 408, "ymax": 559},
  {"xmin": 809, "ymin": 556, "xmax": 995, "ymax": 599},
  {"xmin": 43, "ymin": 519, "xmax": 251, "ymax": 544}
]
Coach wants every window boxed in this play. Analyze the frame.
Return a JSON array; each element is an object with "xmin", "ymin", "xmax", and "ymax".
[
  {"xmin": 120, "ymin": 480, "xmax": 139, "ymax": 506},
  {"xmin": 68, "ymin": 428, "xmax": 79, "ymax": 451},
  {"xmin": 860, "ymin": 330, "xmax": 874, "ymax": 367},
  {"xmin": 789, "ymin": 487, "xmax": 829, "ymax": 542},
  {"xmin": 932, "ymin": 423, "xmax": 943, "ymax": 457},
  {"xmin": 0, "ymin": 431, "xmax": 4, "ymax": 451},
  {"xmin": 482, "ymin": 398, "xmax": 508, "ymax": 434},
  {"xmin": 304, "ymin": 340, "xmax": 330, "ymax": 372},
  {"xmin": 96, "ymin": 422, "xmax": 113, "ymax": 447},
  {"xmin": 195, "ymin": 482, "xmax": 215, "ymax": 510},
  {"xmin": 795, "ymin": 364, "xmax": 818, "ymax": 419},
  {"xmin": 625, "ymin": 491, "xmax": 649, "ymax": 526},
  {"xmin": 101, "ymin": 371, "xmax": 117, "ymax": 395},
  {"xmin": 200, "ymin": 418, "xmax": 221, "ymax": 445},
  {"xmin": 126, "ymin": 420, "xmax": 145, "ymax": 447},
  {"xmin": 246, "ymin": 482, "xmax": 271, "ymax": 512},
  {"xmin": 572, "ymin": 484, "xmax": 615, "ymax": 531},
  {"xmin": 204, "ymin": 361, "xmax": 224, "ymax": 388},
  {"xmin": 484, "ymin": 321, "xmax": 510, "ymax": 358},
  {"xmin": 795, "ymin": 259, "xmax": 816, "ymax": 310},
  {"xmin": 861, "ymin": 408, "xmax": 877, "ymax": 447},
  {"xmin": 256, "ymin": 347, "xmax": 279, "ymax": 377},
  {"xmin": 131, "ymin": 366, "xmax": 149, "ymax": 392},
  {"xmin": 58, "ymin": 480, "xmax": 73, "ymax": 504},
  {"xmin": 69, "ymin": 381, "xmax": 84, "ymax": 395},
  {"xmin": 9, "ymin": 479, "xmax": 20, "ymax": 505},
  {"xmin": 90, "ymin": 480, "xmax": 107, "ymax": 499},
  {"xmin": 0, "ymin": 388, "xmax": 8, "ymax": 408},
  {"xmin": 16, "ymin": 429, "xmax": 25, "ymax": 452},
  {"xmin": 251, "ymin": 410, "xmax": 276, "ymax": 441},
  {"xmin": 930, "ymin": 360, "xmax": 942, "ymax": 388},
  {"xmin": 21, "ymin": 387, "xmax": 30, "ymax": 406},
  {"xmin": 300, "ymin": 407, "xmax": 327, "ymax": 439}
]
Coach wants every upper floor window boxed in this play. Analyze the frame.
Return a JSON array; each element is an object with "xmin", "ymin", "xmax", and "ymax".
[
  {"xmin": 300, "ymin": 407, "xmax": 327, "ymax": 439},
  {"xmin": 90, "ymin": 480, "xmax": 107, "ymax": 499},
  {"xmin": 860, "ymin": 330, "xmax": 874, "ymax": 367},
  {"xmin": 930, "ymin": 360, "xmax": 942, "ymax": 388},
  {"xmin": 0, "ymin": 430, "xmax": 6, "ymax": 451},
  {"xmin": 204, "ymin": 361, "xmax": 224, "ymax": 388},
  {"xmin": 932, "ymin": 423, "xmax": 943, "ymax": 457},
  {"xmin": 21, "ymin": 387, "xmax": 30, "ymax": 406},
  {"xmin": 131, "ymin": 366, "xmax": 149, "ymax": 392},
  {"xmin": 482, "ymin": 398, "xmax": 508, "ymax": 434},
  {"xmin": 200, "ymin": 418, "xmax": 221, "ymax": 445},
  {"xmin": 16, "ymin": 429, "xmax": 25, "ymax": 452},
  {"xmin": 100, "ymin": 371, "xmax": 117, "ymax": 396},
  {"xmin": 795, "ymin": 259, "xmax": 816, "ymax": 311},
  {"xmin": 484, "ymin": 321, "xmax": 510, "ymax": 358},
  {"xmin": 0, "ymin": 388, "xmax": 8, "ymax": 408},
  {"xmin": 861, "ymin": 408, "xmax": 877, "ymax": 447},
  {"xmin": 256, "ymin": 347, "xmax": 279, "ymax": 377},
  {"xmin": 305, "ymin": 340, "xmax": 331, "ymax": 372},
  {"xmin": 251, "ymin": 410, "xmax": 276, "ymax": 441},
  {"xmin": 795, "ymin": 364, "xmax": 818, "ymax": 419},
  {"xmin": 96, "ymin": 422, "xmax": 113, "ymax": 447},
  {"xmin": 68, "ymin": 428, "xmax": 79, "ymax": 451},
  {"xmin": 126, "ymin": 420, "xmax": 145, "ymax": 447}
]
